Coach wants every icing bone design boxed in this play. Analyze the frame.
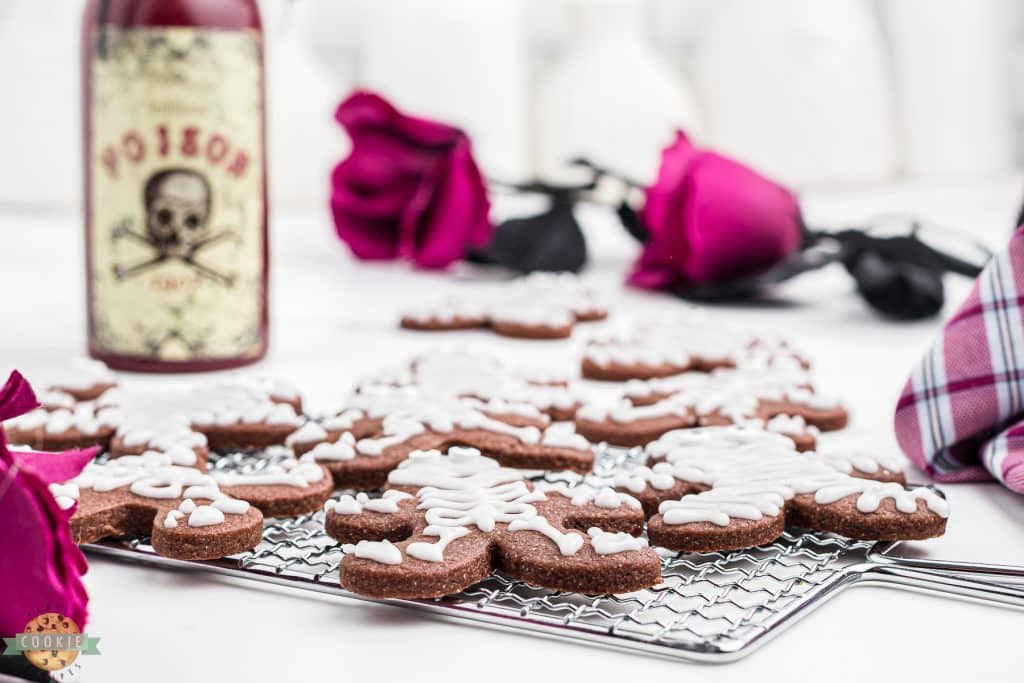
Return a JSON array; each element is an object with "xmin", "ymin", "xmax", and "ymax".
[
  {"xmin": 287, "ymin": 389, "xmax": 595, "ymax": 489},
  {"xmin": 613, "ymin": 426, "xmax": 948, "ymax": 553},
  {"xmin": 67, "ymin": 451, "xmax": 332, "ymax": 560},
  {"xmin": 325, "ymin": 447, "xmax": 660, "ymax": 598}
]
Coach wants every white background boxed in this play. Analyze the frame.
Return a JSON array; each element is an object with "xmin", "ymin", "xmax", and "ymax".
[{"xmin": 2, "ymin": 0, "xmax": 1024, "ymax": 681}]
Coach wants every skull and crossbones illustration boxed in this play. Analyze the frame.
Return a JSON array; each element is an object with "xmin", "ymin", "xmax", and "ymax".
[{"xmin": 112, "ymin": 169, "xmax": 237, "ymax": 286}]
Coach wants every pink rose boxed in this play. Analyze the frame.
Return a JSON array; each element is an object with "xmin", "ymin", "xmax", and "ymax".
[
  {"xmin": 330, "ymin": 91, "xmax": 492, "ymax": 269},
  {"xmin": 0, "ymin": 371, "xmax": 96, "ymax": 638},
  {"xmin": 628, "ymin": 132, "xmax": 803, "ymax": 288}
]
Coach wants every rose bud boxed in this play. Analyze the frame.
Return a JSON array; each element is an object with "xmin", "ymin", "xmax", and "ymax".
[
  {"xmin": 628, "ymin": 132, "xmax": 803, "ymax": 289},
  {"xmin": 330, "ymin": 91, "xmax": 492, "ymax": 269}
]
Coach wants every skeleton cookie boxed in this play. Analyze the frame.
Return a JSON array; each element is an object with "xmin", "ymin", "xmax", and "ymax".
[
  {"xmin": 575, "ymin": 365, "xmax": 846, "ymax": 448},
  {"xmin": 401, "ymin": 273, "xmax": 608, "ymax": 340},
  {"xmin": 325, "ymin": 447, "xmax": 660, "ymax": 598},
  {"xmin": 625, "ymin": 366, "xmax": 847, "ymax": 433},
  {"xmin": 288, "ymin": 395, "xmax": 594, "ymax": 490},
  {"xmin": 101, "ymin": 376, "xmax": 304, "ymax": 465},
  {"xmin": 358, "ymin": 348, "xmax": 583, "ymax": 421},
  {"xmin": 581, "ymin": 313, "xmax": 807, "ymax": 382},
  {"xmin": 612, "ymin": 426, "xmax": 947, "ymax": 553},
  {"xmin": 3, "ymin": 360, "xmax": 121, "ymax": 450},
  {"xmin": 66, "ymin": 451, "xmax": 331, "ymax": 560}
]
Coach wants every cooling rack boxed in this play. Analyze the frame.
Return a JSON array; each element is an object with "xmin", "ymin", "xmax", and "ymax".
[{"xmin": 83, "ymin": 447, "xmax": 1024, "ymax": 663}]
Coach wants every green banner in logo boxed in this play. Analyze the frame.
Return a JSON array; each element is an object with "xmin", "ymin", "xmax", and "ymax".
[{"xmin": 2, "ymin": 634, "xmax": 101, "ymax": 655}]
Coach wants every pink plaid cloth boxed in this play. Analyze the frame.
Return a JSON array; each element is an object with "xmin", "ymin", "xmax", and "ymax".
[{"xmin": 894, "ymin": 226, "xmax": 1024, "ymax": 493}]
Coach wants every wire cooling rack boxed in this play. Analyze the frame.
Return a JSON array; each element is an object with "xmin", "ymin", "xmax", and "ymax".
[{"xmin": 82, "ymin": 447, "xmax": 1024, "ymax": 663}]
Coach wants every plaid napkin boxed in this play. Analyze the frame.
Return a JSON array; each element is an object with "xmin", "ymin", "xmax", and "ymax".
[{"xmin": 894, "ymin": 227, "xmax": 1024, "ymax": 493}]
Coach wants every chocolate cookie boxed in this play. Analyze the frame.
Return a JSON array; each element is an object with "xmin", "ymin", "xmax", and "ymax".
[
  {"xmin": 364, "ymin": 348, "xmax": 583, "ymax": 421},
  {"xmin": 46, "ymin": 358, "xmax": 118, "ymax": 401},
  {"xmin": 66, "ymin": 451, "xmax": 333, "ymax": 559},
  {"xmin": 4, "ymin": 404, "xmax": 119, "ymax": 451},
  {"xmin": 613, "ymin": 426, "xmax": 946, "ymax": 553},
  {"xmin": 574, "ymin": 400, "xmax": 695, "ymax": 447},
  {"xmin": 625, "ymin": 367, "xmax": 847, "ymax": 433},
  {"xmin": 290, "ymin": 399, "xmax": 595, "ymax": 490},
  {"xmin": 326, "ymin": 447, "xmax": 660, "ymax": 598},
  {"xmin": 400, "ymin": 273, "xmax": 608, "ymax": 340},
  {"xmin": 580, "ymin": 314, "xmax": 813, "ymax": 382}
]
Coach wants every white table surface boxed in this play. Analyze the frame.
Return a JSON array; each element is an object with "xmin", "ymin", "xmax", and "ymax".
[{"xmin": 3, "ymin": 179, "xmax": 1024, "ymax": 682}]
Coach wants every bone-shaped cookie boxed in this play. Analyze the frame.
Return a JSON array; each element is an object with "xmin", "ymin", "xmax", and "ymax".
[
  {"xmin": 65, "ymin": 451, "xmax": 332, "ymax": 559},
  {"xmin": 324, "ymin": 447, "xmax": 660, "ymax": 598},
  {"xmin": 288, "ymin": 395, "xmax": 595, "ymax": 489},
  {"xmin": 612, "ymin": 426, "xmax": 947, "ymax": 552}
]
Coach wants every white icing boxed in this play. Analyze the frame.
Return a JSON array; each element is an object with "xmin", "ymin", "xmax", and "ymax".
[
  {"xmin": 325, "ymin": 495, "xmax": 363, "ymax": 515},
  {"xmin": 622, "ymin": 366, "xmax": 840, "ymax": 428},
  {"xmin": 632, "ymin": 426, "xmax": 949, "ymax": 525},
  {"xmin": 540, "ymin": 425, "xmax": 591, "ymax": 451},
  {"xmin": 302, "ymin": 438, "xmax": 357, "ymax": 462},
  {"xmin": 404, "ymin": 273, "xmax": 604, "ymax": 333},
  {"xmin": 188, "ymin": 505, "xmax": 225, "ymax": 527},
  {"xmin": 539, "ymin": 482, "xmax": 642, "ymax": 510},
  {"xmin": 212, "ymin": 497, "xmax": 250, "ymax": 514},
  {"xmin": 406, "ymin": 525, "xmax": 471, "ymax": 562},
  {"xmin": 74, "ymin": 457, "xmax": 251, "ymax": 522},
  {"xmin": 351, "ymin": 539, "xmax": 403, "ymax": 565},
  {"xmin": 210, "ymin": 460, "xmax": 324, "ymax": 487},
  {"xmin": 163, "ymin": 510, "xmax": 183, "ymax": 529},
  {"xmin": 587, "ymin": 527, "xmax": 649, "ymax": 555},
  {"xmin": 8, "ymin": 404, "xmax": 116, "ymax": 437},
  {"xmin": 286, "ymin": 422, "xmax": 328, "ymax": 445},
  {"xmin": 362, "ymin": 349, "xmax": 579, "ymax": 414},
  {"xmin": 577, "ymin": 398, "xmax": 688, "ymax": 424},
  {"xmin": 818, "ymin": 449, "xmax": 905, "ymax": 476},
  {"xmin": 490, "ymin": 304, "xmax": 574, "ymax": 328},
  {"xmin": 39, "ymin": 390, "xmax": 76, "ymax": 409},
  {"xmin": 506, "ymin": 516, "xmax": 584, "ymax": 556},
  {"xmin": 329, "ymin": 448, "xmax": 599, "ymax": 564},
  {"xmin": 50, "ymin": 359, "xmax": 116, "ymax": 391},
  {"xmin": 354, "ymin": 401, "xmax": 543, "ymax": 457},
  {"xmin": 49, "ymin": 483, "xmax": 80, "ymax": 510}
]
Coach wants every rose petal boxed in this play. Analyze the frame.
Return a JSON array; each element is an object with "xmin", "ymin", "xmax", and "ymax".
[
  {"xmin": 331, "ymin": 91, "xmax": 492, "ymax": 268},
  {"xmin": 10, "ymin": 447, "xmax": 98, "ymax": 486},
  {"xmin": 0, "ymin": 452, "xmax": 90, "ymax": 634},
  {"xmin": 0, "ymin": 371, "xmax": 37, "ymax": 422},
  {"xmin": 681, "ymin": 154, "xmax": 801, "ymax": 283},
  {"xmin": 629, "ymin": 131, "xmax": 801, "ymax": 288},
  {"xmin": 405, "ymin": 139, "xmax": 492, "ymax": 269}
]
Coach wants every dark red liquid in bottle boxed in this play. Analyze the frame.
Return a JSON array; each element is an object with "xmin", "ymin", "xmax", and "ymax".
[{"xmin": 83, "ymin": 0, "xmax": 269, "ymax": 372}]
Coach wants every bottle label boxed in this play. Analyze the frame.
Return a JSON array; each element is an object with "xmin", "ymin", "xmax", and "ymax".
[{"xmin": 88, "ymin": 27, "xmax": 265, "ymax": 361}]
